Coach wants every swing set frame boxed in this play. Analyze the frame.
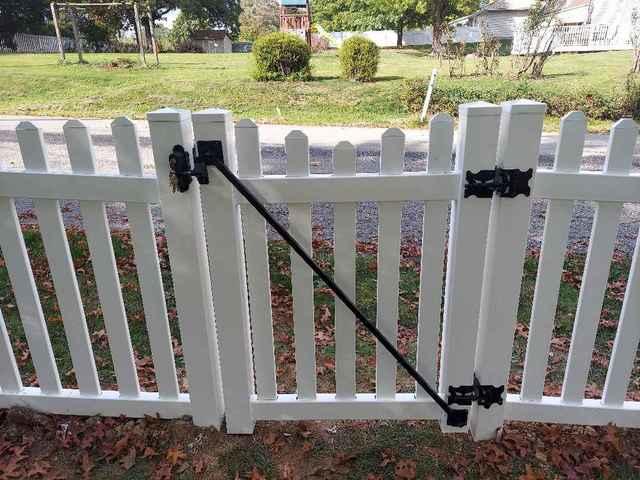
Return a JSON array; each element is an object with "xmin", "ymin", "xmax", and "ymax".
[{"xmin": 50, "ymin": 1, "xmax": 159, "ymax": 66}]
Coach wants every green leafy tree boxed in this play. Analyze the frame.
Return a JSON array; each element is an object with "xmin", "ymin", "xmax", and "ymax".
[
  {"xmin": 239, "ymin": 0, "xmax": 280, "ymax": 41},
  {"xmin": 313, "ymin": 0, "xmax": 479, "ymax": 48},
  {"xmin": 168, "ymin": 11, "xmax": 210, "ymax": 46},
  {"xmin": 0, "ymin": 0, "xmax": 51, "ymax": 49},
  {"xmin": 179, "ymin": 0, "xmax": 241, "ymax": 37}
]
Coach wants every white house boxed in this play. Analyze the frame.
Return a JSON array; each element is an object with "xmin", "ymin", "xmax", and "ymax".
[
  {"xmin": 451, "ymin": 0, "xmax": 536, "ymax": 40},
  {"xmin": 456, "ymin": 0, "xmax": 640, "ymax": 50}
]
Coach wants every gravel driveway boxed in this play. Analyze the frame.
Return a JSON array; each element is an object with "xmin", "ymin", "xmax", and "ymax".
[{"xmin": 1, "ymin": 125, "xmax": 639, "ymax": 256}]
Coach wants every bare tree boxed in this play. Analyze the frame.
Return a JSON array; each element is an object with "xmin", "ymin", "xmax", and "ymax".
[
  {"xmin": 631, "ymin": 7, "xmax": 640, "ymax": 73},
  {"xmin": 514, "ymin": 0, "xmax": 561, "ymax": 79}
]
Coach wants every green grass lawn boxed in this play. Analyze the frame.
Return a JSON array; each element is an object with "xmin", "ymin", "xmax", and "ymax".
[{"xmin": 0, "ymin": 49, "xmax": 634, "ymax": 131}]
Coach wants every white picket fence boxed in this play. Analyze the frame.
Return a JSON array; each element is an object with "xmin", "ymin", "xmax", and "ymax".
[{"xmin": 0, "ymin": 102, "xmax": 639, "ymax": 440}]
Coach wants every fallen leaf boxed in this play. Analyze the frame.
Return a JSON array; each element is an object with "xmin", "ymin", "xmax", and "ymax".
[
  {"xmin": 120, "ymin": 447, "xmax": 137, "ymax": 471},
  {"xmin": 165, "ymin": 447, "xmax": 187, "ymax": 466},
  {"xmin": 395, "ymin": 459, "xmax": 417, "ymax": 480}
]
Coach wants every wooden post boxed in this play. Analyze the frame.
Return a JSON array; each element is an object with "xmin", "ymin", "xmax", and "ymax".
[
  {"xmin": 147, "ymin": 108, "xmax": 224, "ymax": 427},
  {"xmin": 50, "ymin": 3, "xmax": 66, "ymax": 63},
  {"xmin": 147, "ymin": 6, "xmax": 160, "ymax": 66},
  {"xmin": 470, "ymin": 100, "xmax": 546, "ymax": 441},
  {"xmin": 305, "ymin": 0, "xmax": 313, "ymax": 47},
  {"xmin": 194, "ymin": 109, "xmax": 255, "ymax": 434},
  {"xmin": 69, "ymin": 8, "xmax": 85, "ymax": 64},
  {"xmin": 133, "ymin": 3, "xmax": 147, "ymax": 67}
]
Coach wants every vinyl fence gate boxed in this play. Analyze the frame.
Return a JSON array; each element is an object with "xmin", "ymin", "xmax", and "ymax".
[{"xmin": 0, "ymin": 100, "xmax": 639, "ymax": 442}]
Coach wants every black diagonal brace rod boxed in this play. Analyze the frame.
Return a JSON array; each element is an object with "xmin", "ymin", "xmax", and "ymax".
[{"xmin": 209, "ymin": 158, "xmax": 468, "ymax": 427}]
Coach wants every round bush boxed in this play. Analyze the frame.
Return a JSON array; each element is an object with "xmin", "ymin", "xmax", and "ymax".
[
  {"xmin": 339, "ymin": 36, "xmax": 379, "ymax": 82},
  {"xmin": 252, "ymin": 32, "xmax": 311, "ymax": 81}
]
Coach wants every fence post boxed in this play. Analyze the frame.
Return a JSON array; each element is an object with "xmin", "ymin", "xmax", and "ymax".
[
  {"xmin": 438, "ymin": 102, "xmax": 501, "ymax": 432},
  {"xmin": 470, "ymin": 100, "xmax": 546, "ymax": 440},
  {"xmin": 193, "ymin": 109, "xmax": 255, "ymax": 434},
  {"xmin": 147, "ymin": 108, "xmax": 224, "ymax": 427}
]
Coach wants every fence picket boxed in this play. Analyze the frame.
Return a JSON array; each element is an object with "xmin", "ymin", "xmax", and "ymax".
[
  {"xmin": 416, "ymin": 114, "xmax": 452, "ymax": 398},
  {"xmin": 376, "ymin": 128, "xmax": 404, "ymax": 400},
  {"xmin": 64, "ymin": 120, "xmax": 140, "ymax": 397},
  {"xmin": 439, "ymin": 102, "xmax": 502, "ymax": 431},
  {"xmin": 0, "ymin": 308, "xmax": 22, "ymax": 393},
  {"xmin": 111, "ymin": 117, "xmax": 179, "ymax": 399},
  {"xmin": 286, "ymin": 130, "xmax": 316, "ymax": 400},
  {"xmin": 562, "ymin": 119, "xmax": 638, "ymax": 403},
  {"xmin": 0, "ymin": 196, "xmax": 61, "ymax": 393},
  {"xmin": 333, "ymin": 141, "xmax": 357, "ymax": 399},
  {"xmin": 603, "ymin": 232, "xmax": 640, "ymax": 405},
  {"xmin": 470, "ymin": 101, "xmax": 546, "ymax": 440},
  {"xmin": 195, "ymin": 110, "xmax": 255, "ymax": 433},
  {"xmin": 521, "ymin": 111, "xmax": 585, "ymax": 401},
  {"xmin": 236, "ymin": 119, "xmax": 277, "ymax": 401},
  {"xmin": 17, "ymin": 122, "xmax": 101, "ymax": 396}
]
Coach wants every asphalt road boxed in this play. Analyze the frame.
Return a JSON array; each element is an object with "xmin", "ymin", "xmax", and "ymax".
[{"xmin": 1, "ymin": 120, "xmax": 639, "ymax": 255}]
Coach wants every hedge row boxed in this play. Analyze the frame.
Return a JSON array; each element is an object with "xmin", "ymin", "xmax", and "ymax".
[{"xmin": 400, "ymin": 79, "xmax": 636, "ymax": 121}]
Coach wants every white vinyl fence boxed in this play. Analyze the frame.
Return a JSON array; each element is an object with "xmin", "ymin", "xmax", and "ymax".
[
  {"xmin": 326, "ymin": 26, "xmax": 480, "ymax": 48},
  {"xmin": 0, "ymin": 33, "xmax": 74, "ymax": 54},
  {"xmin": 0, "ymin": 102, "xmax": 639, "ymax": 440}
]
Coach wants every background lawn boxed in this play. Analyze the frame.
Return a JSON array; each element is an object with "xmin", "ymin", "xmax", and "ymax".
[{"xmin": 0, "ymin": 49, "xmax": 634, "ymax": 131}]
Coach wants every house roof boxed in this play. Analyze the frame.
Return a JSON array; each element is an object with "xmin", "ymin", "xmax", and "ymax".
[{"xmin": 191, "ymin": 30, "xmax": 229, "ymax": 40}]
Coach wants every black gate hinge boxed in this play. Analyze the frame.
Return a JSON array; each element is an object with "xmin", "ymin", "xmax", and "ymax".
[
  {"xmin": 168, "ymin": 140, "xmax": 224, "ymax": 193},
  {"xmin": 447, "ymin": 375, "xmax": 504, "ymax": 409},
  {"xmin": 464, "ymin": 167, "xmax": 533, "ymax": 199}
]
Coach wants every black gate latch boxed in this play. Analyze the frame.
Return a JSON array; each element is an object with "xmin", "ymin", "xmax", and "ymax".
[
  {"xmin": 168, "ymin": 141, "xmax": 224, "ymax": 193},
  {"xmin": 464, "ymin": 167, "xmax": 533, "ymax": 199},
  {"xmin": 448, "ymin": 375, "xmax": 504, "ymax": 409}
]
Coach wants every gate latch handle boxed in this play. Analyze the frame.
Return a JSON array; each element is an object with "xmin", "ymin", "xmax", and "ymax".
[
  {"xmin": 448, "ymin": 375, "xmax": 504, "ymax": 409},
  {"xmin": 464, "ymin": 167, "xmax": 533, "ymax": 199},
  {"xmin": 168, "ymin": 141, "xmax": 224, "ymax": 193}
]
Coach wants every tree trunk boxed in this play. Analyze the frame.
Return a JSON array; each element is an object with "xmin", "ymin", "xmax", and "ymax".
[
  {"xmin": 634, "ymin": 48, "xmax": 640, "ymax": 73},
  {"xmin": 397, "ymin": 23, "xmax": 404, "ymax": 48},
  {"xmin": 432, "ymin": 27, "xmax": 442, "ymax": 55}
]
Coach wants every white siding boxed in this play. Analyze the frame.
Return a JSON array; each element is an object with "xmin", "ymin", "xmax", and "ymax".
[
  {"xmin": 474, "ymin": 11, "xmax": 529, "ymax": 39},
  {"xmin": 590, "ymin": 0, "xmax": 640, "ymax": 44},
  {"xmin": 557, "ymin": 5, "xmax": 589, "ymax": 24}
]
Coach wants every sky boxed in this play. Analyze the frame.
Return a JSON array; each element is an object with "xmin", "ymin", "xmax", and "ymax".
[{"xmin": 158, "ymin": 8, "xmax": 180, "ymax": 28}]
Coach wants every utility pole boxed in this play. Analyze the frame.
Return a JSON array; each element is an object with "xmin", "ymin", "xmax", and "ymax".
[{"xmin": 50, "ymin": 3, "xmax": 66, "ymax": 63}]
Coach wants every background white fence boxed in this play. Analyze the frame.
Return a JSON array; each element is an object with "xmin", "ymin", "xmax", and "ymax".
[
  {"xmin": 325, "ymin": 26, "xmax": 481, "ymax": 48},
  {"xmin": 0, "ymin": 102, "xmax": 639, "ymax": 440},
  {"xmin": 512, "ymin": 23, "xmax": 632, "ymax": 54},
  {"xmin": 0, "ymin": 33, "xmax": 74, "ymax": 54}
]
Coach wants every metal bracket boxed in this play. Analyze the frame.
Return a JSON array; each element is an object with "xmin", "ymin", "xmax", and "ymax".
[
  {"xmin": 447, "ymin": 375, "xmax": 504, "ymax": 409},
  {"xmin": 168, "ymin": 141, "xmax": 224, "ymax": 193},
  {"xmin": 464, "ymin": 167, "xmax": 533, "ymax": 199}
]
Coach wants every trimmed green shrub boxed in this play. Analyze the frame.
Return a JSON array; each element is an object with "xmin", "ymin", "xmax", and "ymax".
[
  {"xmin": 400, "ymin": 79, "xmax": 626, "ymax": 121},
  {"xmin": 622, "ymin": 74, "xmax": 640, "ymax": 120},
  {"xmin": 339, "ymin": 36, "xmax": 379, "ymax": 82},
  {"xmin": 252, "ymin": 32, "xmax": 311, "ymax": 81}
]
